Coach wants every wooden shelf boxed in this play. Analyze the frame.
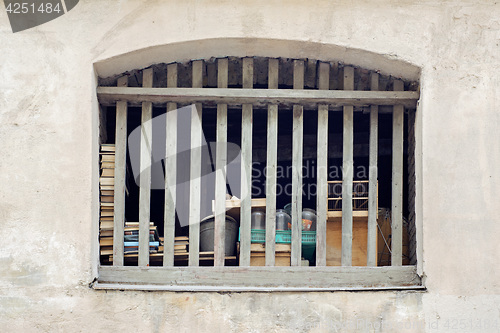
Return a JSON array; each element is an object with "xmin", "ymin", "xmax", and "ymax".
[
  {"xmin": 212, "ymin": 198, "xmax": 266, "ymax": 220},
  {"xmin": 328, "ymin": 210, "xmax": 369, "ymax": 219}
]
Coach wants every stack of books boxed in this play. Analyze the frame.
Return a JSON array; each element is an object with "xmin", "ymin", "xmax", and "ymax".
[
  {"xmin": 99, "ymin": 144, "xmax": 115, "ymax": 262},
  {"xmin": 123, "ymin": 222, "xmax": 161, "ymax": 255},
  {"xmin": 174, "ymin": 236, "xmax": 189, "ymax": 255}
]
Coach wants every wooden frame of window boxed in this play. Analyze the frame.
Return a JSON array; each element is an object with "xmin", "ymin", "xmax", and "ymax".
[
  {"xmin": 95, "ymin": 57, "xmax": 422, "ymax": 291},
  {"xmin": 97, "ymin": 266, "xmax": 421, "ymax": 291}
]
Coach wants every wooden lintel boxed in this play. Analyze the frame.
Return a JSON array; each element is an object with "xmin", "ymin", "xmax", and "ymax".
[{"xmin": 97, "ymin": 87, "xmax": 419, "ymax": 108}]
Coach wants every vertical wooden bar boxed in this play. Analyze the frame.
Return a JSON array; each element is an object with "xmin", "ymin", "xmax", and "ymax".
[
  {"xmin": 214, "ymin": 58, "xmax": 228, "ymax": 267},
  {"xmin": 163, "ymin": 63, "xmax": 178, "ymax": 267},
  {"xmin": 113, "ymin": 76, "xmax": 127, "ymax": 266},
  {"xmin": 265, "ymin": 58, "xmax": 278, "ymax": 266},
  {"xmin": 240, "ymin": 58, "xmax": 254, "ymax": 266},
  {"xmin": 367, "ymin": 73, "xmax": 379, "ymax": 267},
  {"xmin": 291, "ymin": 60, "xmax": 304, "ymax": 266},
  {"xmin": 392, "ymin": 79, "xmax": 404, "ymax": 266},
  {"xmin": 316, "ymin": 62, "xmax": 329, "ymax": 267},
  {"xmin": 189, "ymin": 60, "xmax": 203, "ymax": 266},
  {"xmin": 138, "ymin": 68, "xmax": 153, "ymax": 267},
  {"xmin": 341, "ymin": 66, "xmax": 354, "ymax": 267}
]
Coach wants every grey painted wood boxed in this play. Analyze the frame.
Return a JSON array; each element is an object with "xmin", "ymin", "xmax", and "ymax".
[
  {"xmin": 249, "ymin": 134, "xmax": 395, "ymax": 162},
  {"xmin": 316, "ymin": 62, "xmax": 330, "ymax": 267},
  {"xmin": 240, "ymin": 58, "xmax": 254, "ymax": 266},
  {"xmin": 341, "ymin": 66, "xmax": 354, "ymax": 267},
  {"xmin": 94, "ymin": 282, "xmax": 425, "ymax": 292},
  {"xmin": 139, "ymin": 68, "xmax": 153, "ymax": 267},
  {"xmin": 97, "ymin": 87, "xmax": 420, "ymax": 108},
  {"xmin": 392, "ymin": 80, "xmax": 404, "ymax": 266},
  {"xmin": 214, "ymin": 58, "xmax": 228, "ymax": 267},
  {"xmin": 265, "ymin": 58, "xmax": 278, "ymax": 266},
  {"xmin": 367, "ymin": 73, "xmax": 379, "ymax": 267},
  {"xmin": 242, "ymin": 57, "xmax": 253, "ymax": 89},
  {"xmin": 163, "ymin": 64, "xmax": 178, "ymax": 267},
  {"xmin": 113, "ymin": 76, "xmax": 127, "ymax": 266},
  {"xmin": 293, "ymin": 60, "xmax": 304, "ymax": 89},
  {"xmin": 268, "ymin": 58, "xmax": 279, "ymax": 90},
  {"xmin": 291, "ymin": 60, "xmax": 304, "ymax": 266},
  {"xmin": 97, "ymin": 265, "xmax": 422, "ymax": 290},
  {"xmin": 189, "ymin": 60, "xmax": 203, "ymax": 266}
]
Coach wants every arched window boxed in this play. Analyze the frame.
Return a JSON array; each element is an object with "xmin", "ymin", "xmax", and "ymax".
[{"xmin": 95, "ymin": 50, "xmax": 421, "ymax": 290}]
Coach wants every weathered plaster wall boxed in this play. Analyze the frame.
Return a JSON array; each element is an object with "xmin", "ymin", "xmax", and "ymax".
[{"xmin": 0, "ymin": 1, "xmax": 499, "ymax": 332}]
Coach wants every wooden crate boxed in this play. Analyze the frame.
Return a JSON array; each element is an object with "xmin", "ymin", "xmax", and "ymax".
[
  {"xmin": 376, "ymin": 208, "xmax": 410, "ymax": 266},
  {"xmin": 326, "ymin": 216, "xmax": 372, "ymax": 266},
  {"xmin": 327, "ymin": 180, "xmax": 377, "ymax": 217},
  {"xmin": 326, "ymin": 209, "xmax": 410, "ymax": 266},
  {"xmin": 250, "ymin": 243, "xmax": 291, "ymax": 266}
]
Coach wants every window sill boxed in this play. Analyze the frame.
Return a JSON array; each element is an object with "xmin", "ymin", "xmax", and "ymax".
[{"xmin": 95, "ymin": 265, "xmax": 423, "ymax": 292}]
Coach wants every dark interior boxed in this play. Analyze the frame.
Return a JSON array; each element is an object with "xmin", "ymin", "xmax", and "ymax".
[{"xmin": 103, "ymin": 105, "xmax": 410, "ymax": 239}]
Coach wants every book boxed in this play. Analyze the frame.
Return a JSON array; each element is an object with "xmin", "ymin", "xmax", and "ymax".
[
  {"xmin": 101, "ymin": 155, "xmax": 115, "ymax": 162},
  {"xmin": 100, "ymin": 185, "xmax": 114, "ymax": 190},
  {"xmin": 100, "ymin": 196, "xmax": 114, "ymax": 203},
  {"xmin": 100, "ymin": 246, "xmax": 113, "ymax": 255},
  {"xmin": 124, "ymin": 234, "xmax": 156, "ymax": 242},
  {"xmin": 124, "ymin": 241, "xmax": 160, "ymax": 247},
  {"xmin": 99, "ymin": 238, "xmax": 114, "ymax": 246},
  {"xmin": 101, "ymin": 144, "xmax": 116, "ymax": 152},
  {"xmin": 100, "ymin": 190, "xmax": 114, "ymax": 196},
  {"xmin": 124, "ymin": 230, "xmax": 155, "ymax": 235},
  {"xmin": 99, "ymin": 178, "xmax": 114, "ymax": 186},
  {"xmin": 100, "ymin": 230, "xmax": 113, "ymax": 237},
  {"xmin": 100, "ymin": 162, "xmax": 115, "ymax": 169},
  {"xmin": 101, "ymin": 168, "xmax": 114, "ymax": 177},
  {"xmin": 100, "ymin": 221, "xmax": 114, "ymax": 230},
  {"xmin": 125, "ymin": 222, "xmax": 154, "ymax": 227},
  {"xmin": 124, "ymin": 241, "xmax": 160, "ymax": 254},
  {"xmin": 124, "ymin": 245, "xmax": 159, "ymax": 254},
  {"xmin": 124, "ymin": 226, "xmax": 160, "ymax": 242},
  {"xmin": 122, "ymin": 250, "xmax": 158, "ymax": 255}
]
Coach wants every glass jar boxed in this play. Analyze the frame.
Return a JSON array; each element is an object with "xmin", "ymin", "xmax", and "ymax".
[
  {"xmin": 301, "ymin": 208, "xmax": 317, "ymax": 231},
  {"xmin": 275, "ymin": 209, "xmax": 291, "ymax": 230},
  {"xmin": 251, "ymin": 209, "xmax": 266, "ymax": 230}
]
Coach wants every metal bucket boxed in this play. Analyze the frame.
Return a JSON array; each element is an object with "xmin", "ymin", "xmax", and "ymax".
[{"xmin": 199, "ymin": 215, "xmax": 239, "ymax": 256}]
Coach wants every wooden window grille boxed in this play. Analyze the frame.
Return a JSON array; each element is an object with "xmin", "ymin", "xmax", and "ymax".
[{"xmin": 95, "ymin": 57, "xmax": 421, "ymax": 290}]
